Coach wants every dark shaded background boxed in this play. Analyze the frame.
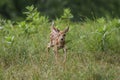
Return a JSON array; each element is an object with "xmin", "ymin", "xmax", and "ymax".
[{"xmin": 0, "ymin": 0, "xmax": 120, "ymax": 21}]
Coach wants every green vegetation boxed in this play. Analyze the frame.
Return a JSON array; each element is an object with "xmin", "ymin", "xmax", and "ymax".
[
  {"xmin": 0, "ymin": 6, "xmax": 120, "ymax": 80},
  {"xmin": 0, "ymin": 0, "xmax": 120, "ymax": 20}
]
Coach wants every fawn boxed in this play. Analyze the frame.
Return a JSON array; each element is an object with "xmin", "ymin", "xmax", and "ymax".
[{"xmin": 47, "ymin": 22, "xmax": 69, "ymax": 64}]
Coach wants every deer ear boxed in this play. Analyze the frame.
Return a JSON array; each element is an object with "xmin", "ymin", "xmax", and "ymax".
[
  {"xmin": 51, "ymin": 21, "xmax": 55, "ymax": 28},
  {"xmin": 63, "ymin": 26, "xmax": 69, "ymax": 33},
  {"xmin": 51, "ymin": 21, "xmax": 60, "ymax": 33},
  {"xmin": 51, "ymin": 26, "xmax": 60, "ymax": 33}
]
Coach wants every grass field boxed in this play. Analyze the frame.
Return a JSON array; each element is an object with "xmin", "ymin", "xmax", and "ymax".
[{"xmin": 0, "ymin": 6, "xmax": 120, "ymax": 80}]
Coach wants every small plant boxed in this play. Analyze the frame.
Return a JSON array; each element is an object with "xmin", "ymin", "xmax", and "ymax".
[
  {"xmin": 99, "ymin": 25, "xmax": 110, "ymax": 51},
  {"xmin": 61, "ymin": 8, "xmax": 73, "ymax": 23},
  {"xmin": 24, "ymin": 5, "xmax": 48, "ymax": 24},
  {"xmin": 5, "ymin": 36, "xmax": 14, "ymax": 44},
  {"xmin": 18, "ymin": 5, "xmax": 48, "ymax": 36},
  {"xmin": 61, "ymin": 8, "xmax": 73, "ymax": 19}
]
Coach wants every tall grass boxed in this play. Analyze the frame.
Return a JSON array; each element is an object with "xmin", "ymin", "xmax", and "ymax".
[{"xmin": 0, "ymin": 6, "xmax": 120, "ymax": 80}]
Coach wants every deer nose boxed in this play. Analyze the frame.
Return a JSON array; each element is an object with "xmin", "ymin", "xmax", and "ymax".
[{"xmin": 61, "ymin": 38, "xmax": 64, "ymax": 40}]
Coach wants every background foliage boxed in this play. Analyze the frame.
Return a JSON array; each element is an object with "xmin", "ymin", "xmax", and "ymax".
[{"xmin": 0, "ymin": 0, "xmax": 120, "ymax": 20}]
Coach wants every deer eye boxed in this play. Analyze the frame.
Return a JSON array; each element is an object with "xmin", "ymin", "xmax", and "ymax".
[{"xmin": 63, "ymin": 34, "xmax": 66, "ymax": 36}]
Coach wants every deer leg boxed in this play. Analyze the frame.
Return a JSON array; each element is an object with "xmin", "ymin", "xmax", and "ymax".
[
  {"xmin": 53, "ymin": 46, "xmax": 59, "ymax": 63},
  {"xmin": 47, "ymin": 42, "xmax": 51, "ymax": 58},
  {"xmin": 63, "ymin": 47, "xmax": 67, "ymax": 64},
  {"xmin": 47, "ymin": 46, "xmax": 50, "ymax": 53}
]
